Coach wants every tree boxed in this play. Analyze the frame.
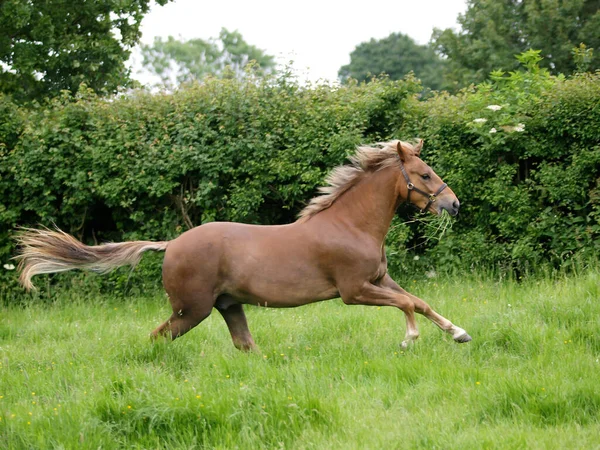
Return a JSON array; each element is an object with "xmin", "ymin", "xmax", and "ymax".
[
  {"xmin": 433, "ymin": 0, "xmax": 600, "ymax": 88},
  {"xmin": 338, "ymin": 32, "xmax": 447, "ymax": 90},
  {"xmin": 0, "ymin": 0, "xmax": 170, "ymax": 104},
  {"xmin": 140, "ymin": 29, "xmax": 276, "ymax": 88}
]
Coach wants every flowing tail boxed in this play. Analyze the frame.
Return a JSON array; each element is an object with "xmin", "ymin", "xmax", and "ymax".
[{"xmin": 15, "ymin": 227, "xmax": 168, "ymax": 291}]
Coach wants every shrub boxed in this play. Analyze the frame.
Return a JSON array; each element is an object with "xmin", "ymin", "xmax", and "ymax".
[
  {"xmin": 0, "ymin": 73, "xmax": 420, "ymax": 295},
  {"xmin": 1, "ymin": 54, "xmax": 599, "ymax": 296},
  {"xmin": 398, "ymin": 52, "xmax": 600, "ymax": 274}
]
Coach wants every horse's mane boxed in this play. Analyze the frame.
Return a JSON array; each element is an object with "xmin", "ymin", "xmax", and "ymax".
[{"xmin": 298, "ymin": 140, "xmax": 412, "ymax": 221}]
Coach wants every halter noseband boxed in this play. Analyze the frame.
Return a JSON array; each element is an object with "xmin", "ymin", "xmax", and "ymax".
[{"xmin": 399, "ymin": 160, "xmax": 447, "ymax": 213}]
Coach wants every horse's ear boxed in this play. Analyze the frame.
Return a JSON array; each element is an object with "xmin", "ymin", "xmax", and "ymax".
[
  {"xmin": 414, "ymin": 139, "xmax": 423, "ymax": 156},
  {"xmin": 396, "ymin": 141, "xmax": 412, "ymax": 162}
]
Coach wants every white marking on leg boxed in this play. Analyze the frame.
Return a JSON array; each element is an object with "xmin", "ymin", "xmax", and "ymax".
[
  {"xmin": 401, "ymin": 333, "xmax": 419, "ymax": 348},
  {"xmin": 401, "ymin": 325, "xmax": 420, "ymax": 348},
  {"xmin": 450, "ymin": 325, "xmax": 466, "ymax": 339}
]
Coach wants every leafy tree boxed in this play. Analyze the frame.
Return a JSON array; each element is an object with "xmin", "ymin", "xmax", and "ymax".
[
  {"xmin": 338, "ymin": 32, "xmax": 447, "ymax": 90},
  {"xmin": 140, "ymin": 29, "xmax": 276, "ymax": 88},
  {"xmin": 0, "ymin": 0, "xmax": 170, "ymax": 104},
  {"xmin": 433, "ymin": 0, "xmax": 600, "ymax": 88}
]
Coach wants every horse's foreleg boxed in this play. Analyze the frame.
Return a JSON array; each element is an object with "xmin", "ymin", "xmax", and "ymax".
[
  {"xmin": 216, "ymin": 303, "xmax": 257, "ymax": 352},
  {"xmin": 340, "ymin": 281, "xmax": 420, "ymax": 347},
  {"xmin": 379, "ymin": 274, "xmax": 471, "ymax": 343}
]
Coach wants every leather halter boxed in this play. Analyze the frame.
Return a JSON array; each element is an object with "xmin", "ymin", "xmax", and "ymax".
[{"xmin": 399, "ymin": 159, "xmax": 447, "ymax": 213}]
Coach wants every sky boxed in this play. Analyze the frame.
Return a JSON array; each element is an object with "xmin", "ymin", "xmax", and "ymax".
[{"xmin": 131, "ymin": 0, "xmax": 467, "ymax": 85}]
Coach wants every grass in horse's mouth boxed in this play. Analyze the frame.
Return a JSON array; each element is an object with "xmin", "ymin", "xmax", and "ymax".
[
  {"xmin": 394, "ymin": 210, "xmax": 454, "ymax": 252},
  {"xmin": 414, "ymin": 209, "xmax": 454, "ymax": 244}
]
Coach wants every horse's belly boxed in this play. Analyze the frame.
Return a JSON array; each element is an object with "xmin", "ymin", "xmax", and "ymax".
[
  {"xmin": 234, "ymin": 285, "xmax": 339, "ymax": 307},
  {"xmin": 225, "ymin": 261, "xmax": 339, "ymax": 307}
]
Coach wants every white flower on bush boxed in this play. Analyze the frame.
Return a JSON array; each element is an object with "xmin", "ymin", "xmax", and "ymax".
[
  {"xmin": 489, "ymin": 128, "xmax": 498, "ymax": 133},
  {"xmin": 3, "ymin": 263, "xmax": 15, "ymax": 270},
  {"xmin": 473, "ymin": 118, "xmax": 487, "ymax": 123},
  {"xmin": 502, "ymin": 123, "xmax": 526, "ymax": 133},
  {"xmin": 486, "ymin": 105, "xmax": 502, "ymax": 111}
]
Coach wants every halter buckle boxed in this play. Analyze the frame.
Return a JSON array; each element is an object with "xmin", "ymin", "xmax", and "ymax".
[
  {"xmin": 429, "ymin": 195, "xmax": 437, "ymax": 202},
  {"xmin": 407, "ymin": 182, "xmax": 414, "ymax": 190}
]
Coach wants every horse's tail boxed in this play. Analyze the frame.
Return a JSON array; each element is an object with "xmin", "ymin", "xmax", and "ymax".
[{"xmin": 14, "ymin": 227, "xmax": 169, "ymax": 291}]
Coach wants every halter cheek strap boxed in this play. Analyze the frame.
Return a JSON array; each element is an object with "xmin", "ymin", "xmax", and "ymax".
[{"xmin": 399, "ymin": 160, "xmax": 447, "ymax": 213}]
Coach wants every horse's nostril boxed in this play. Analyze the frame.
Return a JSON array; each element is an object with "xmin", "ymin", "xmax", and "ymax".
[{"xmin": 453, "ymin": 200, "xmax": 460, "ymax": 210}]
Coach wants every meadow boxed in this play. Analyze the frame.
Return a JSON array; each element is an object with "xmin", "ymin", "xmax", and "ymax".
[{"xmin": 0, "ymin": 269, "xmax": 599, "ymax": 449}]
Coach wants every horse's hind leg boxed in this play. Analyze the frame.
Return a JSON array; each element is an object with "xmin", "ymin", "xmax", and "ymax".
[
  {"xmin": 151, "ymin": 292, "xmax": 213, "ymax": 340},
  {"xmin": 151, "ymin": 310, "xmax": 210, "ymax": 340},
  {"xmin": 216, "ymin": 303, "xmax": 257, "ymax": 351}
]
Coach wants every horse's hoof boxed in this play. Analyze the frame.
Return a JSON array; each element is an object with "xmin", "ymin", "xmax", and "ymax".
[
  {"xmin": 454, "ymin": 332, "xmax": 472, "ymax": 343},
  {"xmin": 401, "ymin": 340, "xmax": 416, "ymax": 349},
  {"xmin": 234, "ymin": 340, "xmax": 258, "ymax": 352}
]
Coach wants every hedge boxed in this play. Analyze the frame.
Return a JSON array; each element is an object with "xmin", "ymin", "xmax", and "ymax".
[
  {"xmin": 0, "ymin": 73, "xmax": 420, "ymax": 294},
  {"xmin": 1, "ymin": 54, "xmax": 599, "ymax": 295},
  {"xmin": 398, "ymin": 52, "xmax": 600, "ymax": 274}
]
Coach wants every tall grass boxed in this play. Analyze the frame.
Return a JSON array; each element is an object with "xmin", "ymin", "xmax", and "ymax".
[{"xmin": 1, "ymin": 270, "xmax": 599, "ymax": 449}]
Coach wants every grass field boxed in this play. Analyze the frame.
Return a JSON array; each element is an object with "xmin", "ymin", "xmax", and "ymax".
[{"xmin": 0, "ymin": 270, "xmax": 599, "ymax": 449}]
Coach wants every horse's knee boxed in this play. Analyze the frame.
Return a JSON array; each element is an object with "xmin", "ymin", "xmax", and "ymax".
[
  {"xmin": 397, "ymin": 295, "xmax": 415, "ymax": 313},
  {"xmin": 415, "ymin": 303, "xmax": 432, "ymax": 316}
]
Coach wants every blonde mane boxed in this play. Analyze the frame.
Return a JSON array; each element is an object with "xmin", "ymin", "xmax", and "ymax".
[{"xmin": 298, "ymin": 140, "xmax": 413, "ymax": 221}]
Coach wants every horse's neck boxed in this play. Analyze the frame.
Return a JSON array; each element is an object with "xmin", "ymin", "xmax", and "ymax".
[{"xmin": 324, "ymin": 166, "xmax": 400, "ymax": 243}]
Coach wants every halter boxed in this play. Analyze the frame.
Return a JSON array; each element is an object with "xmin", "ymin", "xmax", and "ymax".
[{"xmin": 399, "ymin": 160, "xmax": 447, "ymax": 213}]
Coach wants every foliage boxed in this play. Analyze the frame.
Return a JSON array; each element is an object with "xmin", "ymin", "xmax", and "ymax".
[
  {"xmin": 338, "ymin": 32, "xmax": 447, "ymax": 90},
  {"xmin": 397, "ymin": 51, "xmax": 600, "ymax": 274},
  {"xmin": 1, "ymin": 271, "xmax": 599, "ymax": 447},
  {"xmin": 0, "ymin": 0, "xmax": 171, "ymax": 104},
  {"xmin": 140, "ymin": 29, "xmax": 276, "ymax": 89},
  {"xmin": 1, "ymin": 52, "xmax": 599, "ymax": 291},
  {"xmin": 432, "ymin": 0, "xmax": 600, "ymax": 88},
  {"xmin": 0, "ymin": 72, "xmax": 420, "ymax": 292},
  {"xmin": 573, "ymin": 43, "xmax": 595, "ymax": 73}
]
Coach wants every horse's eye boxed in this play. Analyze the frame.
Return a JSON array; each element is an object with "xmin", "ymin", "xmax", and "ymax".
[{"xmin": 422, "ymin": 174, "xmax": 431, "ymax": 180}]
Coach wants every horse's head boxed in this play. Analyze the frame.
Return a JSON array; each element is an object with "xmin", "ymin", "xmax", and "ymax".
[{"xmin": 395, "ymin": 140, "xmax": 460, "ymax": 216}]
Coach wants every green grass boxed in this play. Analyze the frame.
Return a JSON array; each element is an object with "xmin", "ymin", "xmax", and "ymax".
[{"xmin": 1, "ymin": 270, "xmax": 599, "ymax": 449}]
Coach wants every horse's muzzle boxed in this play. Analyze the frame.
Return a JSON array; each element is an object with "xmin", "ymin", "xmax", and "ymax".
[{"xmin": 441, "ymin": 199, "xmax": 460, "ymax": 216}]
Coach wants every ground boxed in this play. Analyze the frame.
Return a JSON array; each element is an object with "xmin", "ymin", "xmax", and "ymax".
[{"xmin": 0, "ymin": 270, "xmax": 599, "ymax": 448}]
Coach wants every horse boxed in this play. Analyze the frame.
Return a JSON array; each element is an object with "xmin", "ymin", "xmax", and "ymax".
[{"xmin": 15, "ymin": 140, "xmax": 471, "ymax": 350}]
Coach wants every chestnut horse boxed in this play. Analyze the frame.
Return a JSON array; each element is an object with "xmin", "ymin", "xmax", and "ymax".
[{"xmin": 16, "ymin": 140, "xmax": 471, "ymax": 350}]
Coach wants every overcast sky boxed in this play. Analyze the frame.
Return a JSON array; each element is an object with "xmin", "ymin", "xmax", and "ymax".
[{"xmin": 131, "ymin": 0, "xmax": 467, "ymax": 84}]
